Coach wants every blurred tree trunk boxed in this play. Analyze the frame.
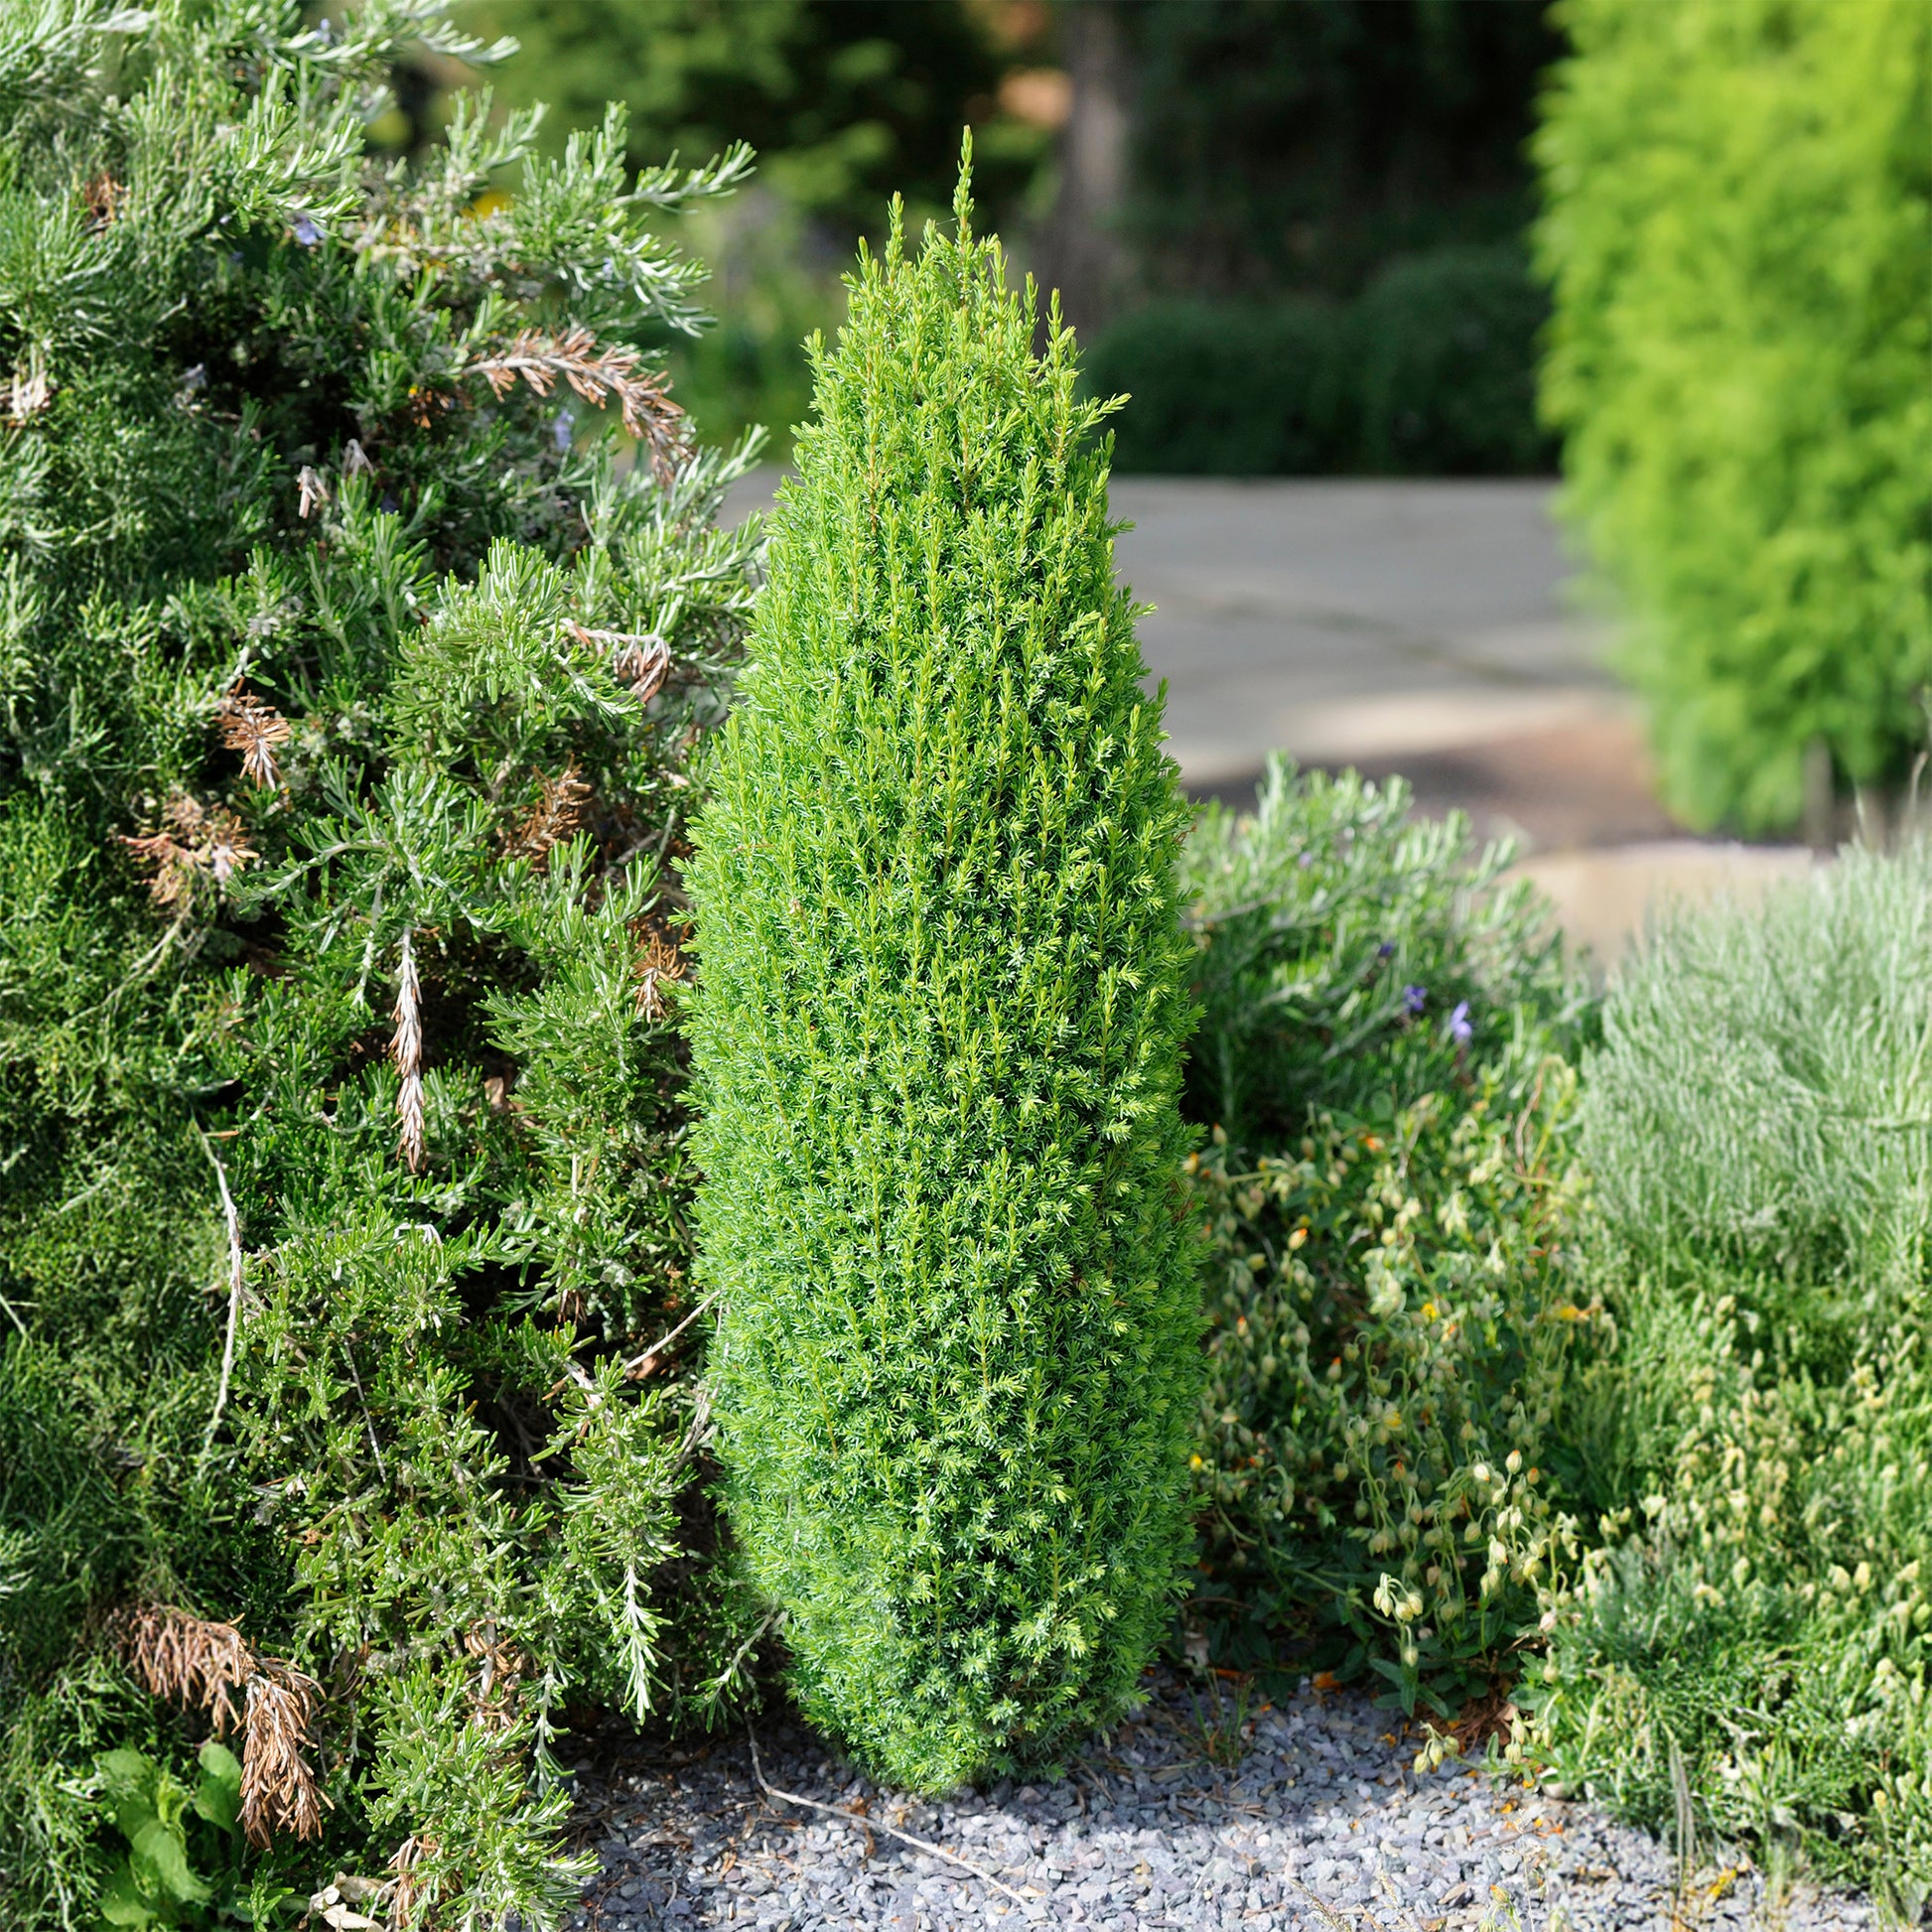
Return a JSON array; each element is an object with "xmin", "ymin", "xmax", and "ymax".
[{"xmin": 1035, "ymin": 0, "xmax": 1132, "ymax": 334}]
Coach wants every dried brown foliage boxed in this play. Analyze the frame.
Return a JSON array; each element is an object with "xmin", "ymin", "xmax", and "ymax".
[
  {"xmin": 461, "ymin": 1622, "xmax": 531, "ymax": 1732},
  {"xmin": 565, "ymin": 619, "xmax": 673, "ymax": 703},
  {"xmin": 5, "ymin": 355, "xmax": 51, "ymax": 422},
  {"xmin": 82, "ymin": 170, "xmax": 125, "ymax": 229},
  {"xmin": 469, "ymin": 327, "xmax": 688, "ymax": 483},
  {"xmin": 119, "ymin": 792, "xmax": 257, "ymax": 910},
  {"xmin": 394, "ymin": 930, "xmax": 424, "ymax": 1173},
  {"xmin": 297, "ymin": 464, "xmax": 331, "ymax": 518},
  {"xmin": 216, "ymin": 682, "xmax": 293, "ymax": 788},
  {"xmin": 118, "ymin": 1605, "xmax": 326, "ymax": 1847},
  {"xmin": 502, "ymin": 759, "xmax": 593, "ymax": 869},
  {"xmin": 387, "ymin": 1835, "xmax": 436, "ymax": 1928},
  {"xmin": 631, "ymin": 921, "xmax": 688, "ymax": 1022}
]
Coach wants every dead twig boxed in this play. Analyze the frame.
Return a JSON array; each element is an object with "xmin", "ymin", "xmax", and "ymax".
[
  {"xmin": 744, "ymin": 1729, "xmax": 1031, "ymax": 1908},
  {"xmin": 565, "ymin": 620, "xmax": 673, "ymax": 703},
  {"xmin": 120, "ymin": 792, "xmax": 257, "ymax": 911},
  {"xmin": 394, "ymin": 930, "xmax": 424, "ymax": 1173},
  {"xmin": 621, "ymin": 1289, "xmax": 720, "ymax": 1380},
  {"xmin": 216, "ymin": 681, "xmax": 293, "ymax": 789},
  {"xmin": 196, "ymin": 1130, "xmax": 246, "ymax": 1471},
  {"xmin": 469, "ymin": 328, "xmax": 687, "ymax": 483}
]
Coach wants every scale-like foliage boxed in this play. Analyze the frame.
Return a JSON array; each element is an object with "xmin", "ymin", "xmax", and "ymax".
[
  {"xmin": 0, "ymin": 5, "xmax": 760, "ymax": 1922},
  {"xmin": 687, "ymin": 160, "xmax": 1202, "ymax": 1793}
]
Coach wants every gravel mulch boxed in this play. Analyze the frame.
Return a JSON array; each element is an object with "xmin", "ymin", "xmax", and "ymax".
[{"xmin": 567, "ymin": 1672, "xmax": 1879, "ymax": 1932}]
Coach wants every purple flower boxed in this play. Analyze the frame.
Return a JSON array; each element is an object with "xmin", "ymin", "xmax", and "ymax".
[
  {"xmin": 1377, "ymin": 941, "xmax": 1394, "ymax": 959},
  {"xmin": 1403, "ymin": 985, "xmax": 1426, "ymax": 1015},
  {"xmin": 292, "ymin": 212, "xmax": 324, "ymax": 247},
  {"xmin": 1449, "ymin": 1000, "xmax": 1473, "ymax": 1044},
  {"xmin": 554, "ymin": 409, "xmax": 574, "ymax": 452}
]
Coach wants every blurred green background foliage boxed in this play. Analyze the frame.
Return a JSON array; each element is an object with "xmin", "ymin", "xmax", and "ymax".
[
  {"xmin": 1535, "ymin": 0, "xmax": 1932, "ymax": 836},
  {"xmin": 374, "ymin": 0, "xmax": 1564, "ymax": 469}
]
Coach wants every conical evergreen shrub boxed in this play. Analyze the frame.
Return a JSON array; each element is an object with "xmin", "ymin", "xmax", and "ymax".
[
  {"xmin": 688, "ymin": 161, "xmax": 1203, "ymax": 1792},
  {"xmin": 0, "ymin": 5, "xmax": 762, "ymax": 1921}
]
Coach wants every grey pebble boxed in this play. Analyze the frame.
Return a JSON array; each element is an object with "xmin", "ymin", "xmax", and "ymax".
[{"xmin": 574, "ymin": 1670, "xmax": 1885, "ymax": 1930}]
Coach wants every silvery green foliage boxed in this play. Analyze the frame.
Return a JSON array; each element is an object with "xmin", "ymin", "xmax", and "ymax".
[
  {"xmin": 687, "ymin": 165, "xmax": 1202, "ymax": 1793},
  {"xmin": 1533, "ymin": 841, "xmax": 1932, "ymax": 1897},
  {"xmin": 0, "ymin": 4, "xmax": 759, "ymax": 1921}
]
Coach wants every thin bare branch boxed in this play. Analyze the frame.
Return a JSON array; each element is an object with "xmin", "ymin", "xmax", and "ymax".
[
  {"xmin": 745, "ymin": 1729, "xmax": 1030, "ymax": 1907},
  {"xmin": 619, "ymin": 1289, "xmax": 720, "ymax": 1381},
  {"xmin": 197, "ymin": 1129, "xmax": 246, "ymax": 1472}
]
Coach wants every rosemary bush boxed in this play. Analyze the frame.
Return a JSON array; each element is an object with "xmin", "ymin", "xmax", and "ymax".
[
  {"xmin": 1528, "ymin": 841, "xmax": 1932, "ymax": 1900},
  {"xmin": 0, "ymin": 5, "xmax": 760, "ymax": 1922},
  {"xmin": 687, "ymin": 162, "xmax": 1203, "ymax": 1793},
  {"xmin": 1180, "ymin": 760, "xmax": 1596, "ymax": 1717}
]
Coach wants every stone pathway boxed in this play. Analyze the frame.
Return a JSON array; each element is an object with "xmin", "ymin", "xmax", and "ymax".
[
  {"xmin": 569, "ymin": 1673, "xmax": 1875, "ymax": 1932},
  {"xmin": 721, "ymin": 472, "xmax": 1824, "ymax": 965}
]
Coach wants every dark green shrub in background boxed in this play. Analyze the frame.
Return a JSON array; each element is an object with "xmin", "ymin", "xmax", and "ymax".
[
  {"xmin": 688, "ymin": 164, "xmax": 1203, "ymax": 1793},
  {"xmin": 1086, "ymin": 244, "xmax": 1552, "ymax": 478},
  {"xmin": 1081, "ymin": 299, "xmax": 1340, "ymax": 477},
  {"xmin": 1529, "ymin": 843, "xmax": 1932, "ymax": 1900},
  {"xmin": 1351, "ymin": 243, "xmax": 1553, "ymax": 477},
  {"xmin": 1535, "ymin": 0, "xmax": 1932, "ymax": 834},
  {"xmin": 0, "ymin": 4, "xmax": 760, "ymax": 1920},
  {"xmin": 1179, "ymin": 761, "xmax": 1594, "ymax": 1716}
]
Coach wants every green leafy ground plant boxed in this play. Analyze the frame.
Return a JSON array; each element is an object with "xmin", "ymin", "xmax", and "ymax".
[
  {"xmin": 1180, "ymin": 761, "xmax": 1595, "ymax": 1719},
  {"xmin": 1525, "ymin": 841, "xmax": 1932, "ymax": 1903},
  {"xmin": 687, "ymin": 155, "xmax": 1203, "ymax": 1793},
  {"xmin": 0, "ymin": 4, "xmax": 761, "ymax": 1922}
]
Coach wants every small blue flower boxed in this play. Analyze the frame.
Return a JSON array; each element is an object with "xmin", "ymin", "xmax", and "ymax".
[
  {"xmin": 1449, "ymin": 1000, "xmax": 1473, "ymax": 1044},
  {"xmin": 1403, "ymin": 985, "xmax": 1426, "ymax": 1015},
  {"xmin": 292, "ymin": 212, "xmax": 324, "ymax": 247},
  {"xmin": 1297, "ymin": 850, "xmax": 1313, "ymax": 870},
  {"xmin": 554, "ymin": 409, "xmax": 574, "ymax": 452},
  {"xmin": 1377, "ymin": 941, "xmax": 1394, "ymax": 959}
]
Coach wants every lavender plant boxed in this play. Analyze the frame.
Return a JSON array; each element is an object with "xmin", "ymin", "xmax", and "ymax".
[
  {"xmin": 1527, "ymin": 839, "xmax": 1932, "ymax": 1901},
  {"xmin": 1180, "ymin": 760, "xmax": 1596, "ymax": 1717}
]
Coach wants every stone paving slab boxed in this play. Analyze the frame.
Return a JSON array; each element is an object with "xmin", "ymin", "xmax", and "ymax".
[{"xmin": 719, "ymin": 471, "xmax": 1820, "ymax": 963}]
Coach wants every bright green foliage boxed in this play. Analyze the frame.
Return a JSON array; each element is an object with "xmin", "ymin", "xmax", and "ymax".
[
  {"xmin": 1529, "ymin": 842, "xmax": 1932, "ymax": 1898},
  {"xmin": 1535, "ymin": 0, "xmax": 1932, "ymax": 833},
  {"xmin": 687, "ymin": 166, "xmax": 1203, "ymax": 1793},
  {"xmin": 0, "ymin": 5, "xmax": 760, "ymax": 1922},
  {"xmin": 1179, "ymin": 761, "xmax": 1594, "ymax": 1715}
]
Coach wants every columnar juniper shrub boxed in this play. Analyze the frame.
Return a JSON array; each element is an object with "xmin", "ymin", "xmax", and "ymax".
[
  {"xmin": 1528, "ymin": 842, "xmax": 1932, "ymax": 1900},
  {"xmin": 1179, "ymin": 760, "xmax": 1595, "ymax": 1720},
  {"xmin": 687, "ymin": 160, "xmax": 1203, "ymax": 1794},
  {"xmin": 0, "ymin": 5, "xmax": 761, "ymax": 1922}
]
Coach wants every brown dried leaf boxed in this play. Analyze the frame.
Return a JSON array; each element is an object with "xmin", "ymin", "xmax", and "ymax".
[
  {"xmin": 118, "ymin": 1606, "xmax": 326, "ymax": 1848},
  {"xmin": 217, "ymin": 682, "xmax": 294, "ymax": 789},
  {"xmin": 467, "ymin": 327, "xmax": 688, "ymax": 483}
]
